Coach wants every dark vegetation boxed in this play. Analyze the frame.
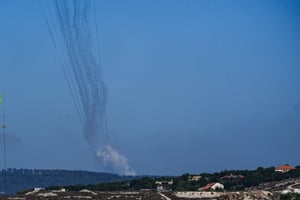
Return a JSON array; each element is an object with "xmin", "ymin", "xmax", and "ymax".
[
  {"xmin": 0, "ymin": 168, "xmax": 134, "ymax": 194},
  {"xmin": 280, "ymin": 193, "xmax": 300, "ymax": 200},
  {"xmin": 2, "ymin": 165, "xmax": 300, "ymax": 195},
  {"xmin": 47, "ymin": 165, "xmax": 300, "ymax": 192},
  {"xmin": 176, "ymin": 165, "xmax": 300, "ymax": 191}
]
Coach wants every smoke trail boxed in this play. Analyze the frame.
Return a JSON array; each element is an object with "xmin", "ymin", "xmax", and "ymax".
[{"xmin": 41, "ymin": 0, "xmax": 135, "ymax": 175}]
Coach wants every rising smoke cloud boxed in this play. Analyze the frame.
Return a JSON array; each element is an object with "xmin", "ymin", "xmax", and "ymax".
[
  {"xmin": 41, "ymin": 0, "xmax": 135, "ymax": 175},
  {"xmin": 96, "ymin": 145, "xmax": 136, "ymax": 176}
]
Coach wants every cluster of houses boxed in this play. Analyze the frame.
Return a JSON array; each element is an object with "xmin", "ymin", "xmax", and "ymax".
[{"xmin": 154, "ymin": 164, "xmax": 296, "ymax": 192}]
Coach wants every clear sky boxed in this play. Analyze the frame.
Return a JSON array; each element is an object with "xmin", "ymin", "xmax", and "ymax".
[{"xmin": 0, "ymin": 0, "xmax": 300, "ymax": 175}]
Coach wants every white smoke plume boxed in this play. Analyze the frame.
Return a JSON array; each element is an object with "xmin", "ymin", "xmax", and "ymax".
[{"xmin": 96, "ymin": 145, "xmax": 136, "ymax": 176}]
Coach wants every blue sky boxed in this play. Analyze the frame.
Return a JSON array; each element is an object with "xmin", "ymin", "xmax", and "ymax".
[{"xmin": 0, "ymin": 0, "xmax": 300, "ymax": 175}]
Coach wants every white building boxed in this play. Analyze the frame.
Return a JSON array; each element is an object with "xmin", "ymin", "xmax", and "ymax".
[
  {"xmin": 199, "ymin": 182, "xmax": 224, "ymax": 191},
  {"xmin": 211, "ymin": 183, "xmax": 224, "ymax": 190}
]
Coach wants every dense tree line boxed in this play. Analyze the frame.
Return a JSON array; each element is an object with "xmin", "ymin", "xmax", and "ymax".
[
  {"xmin": 171, "ymin": 165, "xmax": 300, "ymax": 191},
  {"xmin": 6, "ymin": 165, "xmax": 300, "ymax": 194},
  {"xmin": 0, "ymin": 168, "xmax": 132, "ymax": 194},
  {"xmin": 43, "ymin": 165, "xmax": 300, "ymax": 192},
  {"xmin": 280, "ymin": 193, "xmax": 300, "ymax": 200}
]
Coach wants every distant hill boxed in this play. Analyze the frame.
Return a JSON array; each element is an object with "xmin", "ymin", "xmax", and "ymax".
[{"xmin": 0, "ymin": 168, "xmax": 134, "ymax": 194}]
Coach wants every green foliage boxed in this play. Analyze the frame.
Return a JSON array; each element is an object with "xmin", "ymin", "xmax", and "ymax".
[
  {"xmin": 0, "ymin": 168, "xmax": 131, "ymax": 194},
  {"xmin": 6, "ymin": 164, "xmax": 300, "ymax": 195},
  {"xmin": 127, "ymin": 177, "xmax": 156, "ymax": 190},
  {"xmin": 280, "ymin": 193, "xmax": 300, "ymax": 200}
]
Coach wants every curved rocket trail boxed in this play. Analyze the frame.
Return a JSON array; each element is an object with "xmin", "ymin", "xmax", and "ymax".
[{"xmin": 40, "ymin": 0, "xmax": 135, "ymax": 175}]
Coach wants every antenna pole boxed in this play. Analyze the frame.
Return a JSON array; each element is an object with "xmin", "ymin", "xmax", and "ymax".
[{"xmin": 2, "ymin": 114, "xmax": 7, "ymax": 194}]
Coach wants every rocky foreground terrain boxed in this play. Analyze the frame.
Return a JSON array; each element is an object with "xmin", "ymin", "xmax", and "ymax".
[{"xmin": 0, "ymin": 178, "xmax": 299, "ymax": 200}]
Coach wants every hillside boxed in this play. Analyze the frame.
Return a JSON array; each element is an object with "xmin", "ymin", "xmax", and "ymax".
[
  {"xmin": 51, "ymin": 165, "xmax": 300, "ymax": 192},
  {"xmin": 2, "ymin": 178, "xmax": 300, "ymax": 200},
  {"xmin": 1, "ymin": 164, "xmax": 300, "ymax": 198},
  {"xmin": 0, "ymin": 168, "xmax": 133, "ymax": 194}
]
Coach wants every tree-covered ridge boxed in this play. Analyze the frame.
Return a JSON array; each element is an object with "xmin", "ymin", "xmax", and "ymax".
[
  {"xmin": 2, "ymin": 165, "xmax": 300, "ymax": 195},
  {"xmin": 173, "ymin": 165, "xmax": 300, "ymax": 191},
  {"xmin": 47, "ymin": 165, "xmax": 300, "ymax": 192},
  {"xmin": 0, "ymin": 168, "xmax": 133, "ymax": 194}
]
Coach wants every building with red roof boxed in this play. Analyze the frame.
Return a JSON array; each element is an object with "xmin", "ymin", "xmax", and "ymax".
[
  {"xmin": 199, "ymin": 183, "xmax": 224, "ymax": 191},
  {"xmin": 275, "ymin": 164, "xmax": 295, "ymax": 173}
]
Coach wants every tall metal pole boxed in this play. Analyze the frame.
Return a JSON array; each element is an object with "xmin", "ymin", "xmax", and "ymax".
[{"xmin": 2, "ymin": 114, "xmax": 7, "ymax": 194}]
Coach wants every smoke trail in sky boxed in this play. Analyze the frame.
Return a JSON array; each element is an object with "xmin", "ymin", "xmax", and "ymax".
[{"xmin": 40, "ymin": 0, "xmax": 135, "ymax": 175}]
